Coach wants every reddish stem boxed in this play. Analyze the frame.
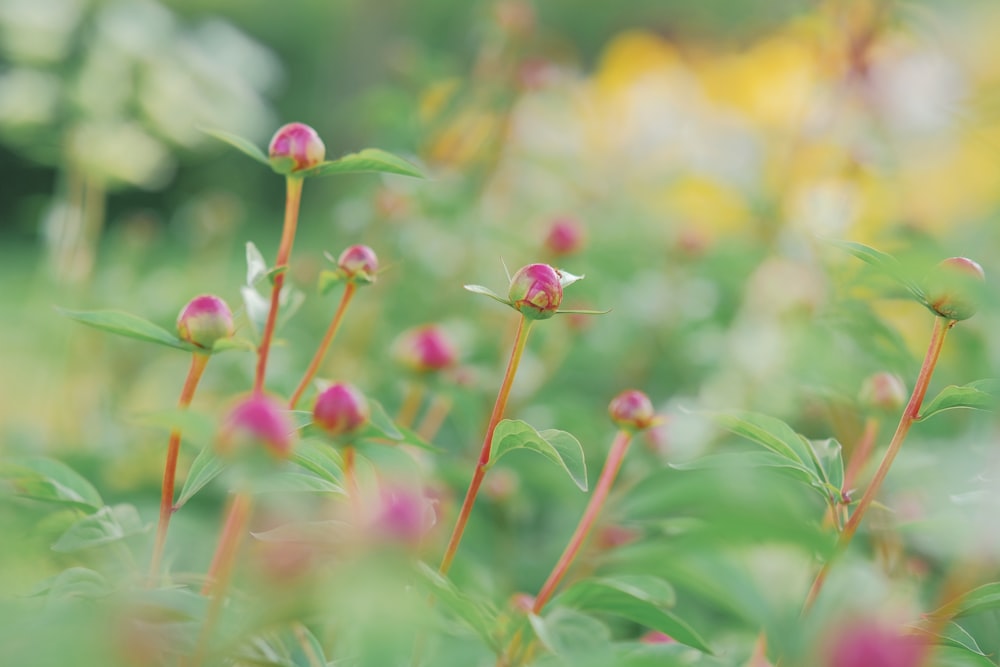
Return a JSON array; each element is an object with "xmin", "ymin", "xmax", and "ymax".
[
  {"xmin": 417, "ymin": 393, "xmax": 453, "ymax": 442},
  {"xmin": 439, "ymin": 317, "xmax": 533, "ymax": 575},
  {"xmin": 289, "ymin": 282, "xmax": 357, "ymax": 409},
  {"xmin": 343, "ymin": 445, "xmax": 361, "ymax": 522},
  {"xmin": 804, "ymin": 316, "xmax": 952, "ymax": 611},
  {"xmin": 841, "ymin": 417, "xmax": 879, "ymax": 498},
  {"xmin": 191, "ymin": 491, "xmax": 253, "ymax": 667},
  {"xmin": 397, "ymin": 381, "xmax": 425, "ymax": 429},
  {"xmin": 533, "ymin": 429, "xmax": 633, "ymax": 612},
  {"xmin": 149, "ymin": 352, "xmax": 210, "ymax": 579},
  {"xmin": 254, "ymin": 176, "xmax": 304, "ymax": 394}
]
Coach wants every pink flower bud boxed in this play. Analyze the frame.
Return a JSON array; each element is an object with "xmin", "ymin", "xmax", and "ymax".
[
  {"xmin": 217, "ymin": 394, "xmax": 294, "ymax": 460},
  {"xmin": 859, "ymin": 372, "xmax": 906, "ymax": 412},
  {"xmin": 609, "ymin": 389, "xmax": 656, "ymax": 431},
  {"xmin": 371, "ymin": 485, "xmax": 436, "ymax": 548},
  {"xmin": 823, "ymin": 621, "xmax": 926, "ymax": 667},
  {"xmin": 268, "ymin": 122, "xmax": 326, "ymax": 172},
  {"xmin": 508, "ymin": 263, "xmax": 563, "ymax": 320},
  {"xmin": 176, "ymin": 295, "xmax": 234, "ymax": 350},
  {"xmin": 544, "ymin": 217, "xmax": 585, "ymax": 256},
  {"xmin": 392, "ymin": 324, "xmax": 457, "ymax": 373},
  {"xmin": 509, "ymin": 592, "xmax": 536, "ymax": 614},
  {"xmin": 313, "ymin": 383, "xmax": 370, "ymax": 437},
  {"xmin": 924, "ymin": 256, "xmax": 985, "ymax": 321},
  {"xmin": 337, "ymin": 244, "xmax": 379, "ymax": 283},
  {"xmin": 640, "ymin": 631, "xmax": 676, "ymax": 644}
]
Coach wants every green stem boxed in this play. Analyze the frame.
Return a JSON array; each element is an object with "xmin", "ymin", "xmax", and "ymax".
[
  {"xmin": 439, "ymin": 316, "xmax": 533, "ymax": 575},
  {"xmin": 804, "ymin": 316, "xmax": 952, "ymax": 611},
  {"xmin": 254, "ymin": 176, "xmax": 304, "ymax": 394},
  {"xmin": 289, "ymin": 282, "xmax": 357, "ymax": 409},
  {"xmin": 149, "ymin": 352, "xmax": 210, "ymax": 580}
]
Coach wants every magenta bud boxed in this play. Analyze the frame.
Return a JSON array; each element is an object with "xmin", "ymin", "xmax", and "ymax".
[
  {"xmin": 177, "ymin": 295, "xmax": 234, "ymax": 350},
  {"xmin": 371, "ymin": 485, "xmax": 436, "ymax": 548},
  {"xmin": 544, "ymin": 216, "xmax": 585, "ymax": 256},
  {"xmin": 608, "ymin": 389, "xmax": 656, "ymax": 431},
  {"xmin": 859, "ymin": 372, "xmax": 906, "ymax": 412},
  {"xmin": 924, "ymin": 256, "xmax": 985, "ymax": 321},
  {"xmin": 313, "ymin": 382, "xmax": 370, "ymax": 437},
  {"xmin": 268, "ymin": 122, "xmax": 326, "ymax": 173},
  {"xmin": 218, "ymin": 394, "xmax": 294, "ymax": 460},
  {"xmin": 337, "ymin": 244, "xmax": 379, "ymax": 283},
  {"xmin": 508, "ymin": 263, "xmax": 563, "ymax": 320},
  {"xmin": 823, "ymin": 621, "xmax": 926, "ymax": 667},
  {"xmin": 392, "ymin": 324, "xmax": 457, "ymax": 373}
]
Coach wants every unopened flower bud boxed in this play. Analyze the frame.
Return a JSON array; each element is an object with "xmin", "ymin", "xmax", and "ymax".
[
  {"xmin": 337, "ymin": 244, "xmax": 379, "ymax": 283},
  {"xmin": 859, "ymin": 372, "xmax": 906, "ymax": 412},
  {"xmin": 924, "ymin": 256, "xmax": 985, "ymax": 321},
  {"xmin": 177, "ymin": 295, "xmax": 234, "ymax": 350},
  {"xmin": 508, "ymin": 263, "xmax": 563, "ymax": 320},
  {"xmin": 313, "ymin": 383, "xmax": 370, "ymax": 437},
  {"xmin": 544, "ymin": 217, "xmax": 585, "ymax": 256},
  {"xmin": 822, "ymin": 620, "xmax": 926, "ymax": 667},
  {"xmin": 268, "ymin": 122, "xmax": 325, "ymax": 173},
  {"xmin": 392, "ymin": 324, "xmax": 457, "ymax": 373},
  {"xmin": 609, "ymin": 389, "xmax": 656, "ymax": 431},
  {"xmin": 218, "ymin": 394, "xmax": 294, "ymax": 460},
  {"xmin": 370, "ymin": 485, "xmax": 436, "ymax": 548}
]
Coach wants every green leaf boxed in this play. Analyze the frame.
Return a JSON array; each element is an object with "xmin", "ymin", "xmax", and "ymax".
[
  {"xmin": 827, "ymin": 239, "xmax": 926, "ymax": 301},
  {"xmin": 252, "ymin": 472, "xmax": 344, "ymax": 496},
  {"xmin": 246, "ymin": 241, "xmax": 269, "ymax": 286},
  {"xmin": 937, "ymin": 582, "xmax": 1000, "ymax": 618},
  {"xmin": 57, "ymin": 308, "xmax": 192, "ymax": 351},
  {"xmin": 126, "ymin": 588, "xmax": 209, "ymax": 622},
  {"xmin": 290, "ymin": 439, "xmax": 344, "ymax": 485},
  {"xmin": 699, "ymin": 411, "xmax": 821, "ymax": 479},
  {"xmin": 175, "ymin": 446, "xmax": 225, "ymax": 510},
  {"xmin": 0, "ymin": 457, "xmax": 103, "ymax": 511},
  {"xmin": 251, "ymin": 519, "xmax": 352, "ymax": 545},
  {"xmin": 414, "ymin": 562, "xmax": 500, "ymax": 650},
  {"xmin": 298, "ymin": 148, "xmax": 424, "ymax": 178},
  {"xmin": 203, "ymin": 128, "xmax": 270, "ymax": 166},
  {"xmin": 211, "ymin": 336, "xmax": 256, "ymax": 354},
  {"xmin": 29, "ymin": 567, "xmax": 110, "ymax": 600},
  {"xmin": 932, "ymin": 622, "xmax": 988, "ymax": 656},
  {"xmin": 488, "ymin": 419, "xmax": 588, "ymax": 491},
  {"xmin": 554, "ymin": 577, "xmax": 712, "ymax": 654},
  {"xmin": 809, "ymin": 438, "xmax": 845, "ymax": 493},
  {"xmin": 318, "ymin": 269, "xmax": 345, "ymax": 296},
  {"xmin": 52, "ymin": 504, "xmax": 147, "ymax": 552},
  {"xmin": 919, "ymin": 379, "xmax": 1000, "ymax": 421},
  {"xmin": 528, "ymin": 607, "xmax": 613, "ymax": 661},
  {"xmin": 368, "ymin": 398, "xmax": 404, "ymax": 440},
  {"xmin": 464, "ymin": 284, "xmax": 510, "ymax": 306}
]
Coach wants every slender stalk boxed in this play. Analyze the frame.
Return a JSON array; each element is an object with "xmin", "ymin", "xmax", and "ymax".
[
  {"xmin": 416, "ymin": 394, "xmax": 453, "ymax": 442},
  {"xmin": 439, "ymin": 317, "xmax": 533, "ymax": 575},
  {"xmin": 533, "ymin": 429, "xmax": 633, "ymax": 611},
  {"xmin": 191, "ymin": 492, "xmax": 254, "ymax": 667},
  {"xmin": 804, "ymin": 317, "xmax": 952, "ymax": 611},
  {"xmin": 397, "ymin": 381, "xmax": 426, "ymax": 429},
  {"xmin": 289, "ymin": 283, "xmax": 357, "ymax": 409},
  {"xmin": 343, "ymin": 445, "xmax": 361, "ymax": 522},
  {"xmin": 254, "ymin": 176, "xmax": 304, "ymax": 394},
  {"xmin": 149, "ymin": 353, "xmax": 210, "ymax": 579}
]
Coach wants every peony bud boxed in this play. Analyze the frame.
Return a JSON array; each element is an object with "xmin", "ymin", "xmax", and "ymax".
[
  {"xmin": 337, "ymin": 244, "xmax": 379, "ymax": 283},
  {"xmin": 859, "ymin": 372, "xmax": 906, "ymax": 412},
  {"xmin": 268, "ymin": 122, "xmax": 325, "ymax": 173},
  {"xmin": 217, "ymin": 394, "xmax": 294, "ymax": 460},
  {"xmin": 392, "ymin": 324, "xmax": 457, "ymax": 373},
  {"xmin": 177, "ymin": 295, "xmax": 234, "ymax": 350},
  {"xmin": 313, "ymin": 383, "xmax": 370, "ymax": 437},
  {"xmin": 822, "ymin": 621, "xmax": 926, "ymax": 667},
  {"xmin": 544, "ymin": 216, "xmax": 585, "ymax": 256},
  {"xmin": 370, "ymin": 485, "xmax": 436, "ymax": 548},
  {"xmin": 924, "ymin": 256, "xmax": 985, "ymax": 321},
  {"xmin": 508, "ymin": 263, "xmax": 563, "ymax": 320},
  {"xmin": 608, "ymin": 389, "xmax": 656, "ymax": 431}
]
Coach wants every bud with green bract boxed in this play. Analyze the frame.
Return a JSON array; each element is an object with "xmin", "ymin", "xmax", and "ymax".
[
  {"xmin": 859, "ymin": 372, "xmax": 906, "ymax": 413},
  {"xmin": 507, "ymin": 263, "xmax": 563, "ymax": 320},
  {"xmin": 608, "ymin": 389, "xmax": 656, "ymax": 431},
  {"xmin": 268, "ymin": 122, "xmax": 326, "ymax": 173},
  {"xmin": 392, "ymin": 324, "xmax": 457, "ymax": 374},
  {"xmin": 923, "ymin": 256, "xmax": 985, "ymax": 321},
  {"xmin": 217, "ymin": 394, "xmax": 294, "ymax": 461},
  {"xmin": 177, "ymin": 295, "xmax": 234, "ymax": 350},
  {"xmin": 313, "ymin": 383, "xmax": 370, "ymax": 438},
  {"xmin": 337, "ymin": 245, "xmax": 379, "ymax": 284}
]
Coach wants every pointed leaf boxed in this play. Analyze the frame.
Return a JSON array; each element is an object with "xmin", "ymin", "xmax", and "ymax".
[
  {"xmin": 528, "ymin": 607, "xmax": 612, "ymax": 660},
  {"xmin": 699, "ymin": 410, "xmax": 821, "ymax": 479},
  {"xmin": 464, "ymin": 284, "xmax": 510, "ymax": 306},
  {"xmin": 246, "ymin": 241, "xmax": 269, "ymax": 286},
  {"xmin": 298, "ymin": 148, "xmax": 424, "ymax": 178},
  {"xmin": 919, "ymin": 379, "xmax": 1000, "ymax": 421},
  {"xmin": 57, "ymin": 308, "xmax": 192, "ymax": 351},
  {"xmin": 936, "ymin": 582, "xmax": 1000, "ymax": 619},
  {"xmin": 554, "ymin": 577, "xmax": 712, "ymax": 654},
  {"xmin": 555, "ymin": 307, "xmax": 612, "ymax": 316},
  {"xmin": 29, "ymin": 567, "xmax": 110, "ymax": 600},
  {"xmin": 175, "ymin": 446, "xmax": 225, "ymax": 510},
  {"xmin": 487, "ymin": 420, "xmax": 588, "ymax": 491},
  {"xmin": 211, "ymin": 336, "xmax": 256, "ymax": 354},
  {"xmin": 669, "ymin": 451, "xmax": 818, "ymax": 491},
  {"xmin": 252, "ymin": 472, "xmax": 344, "ymax": 496},
  {"xmin": 203, "ymin": 128, "xmax": 269, "ymax": 166},
  {"xmin": 52, "ymin": 504, "xmax": 146, "ymax": 552},
  {"xmin": 290, "ymin": 439, "xmax": 344, "ymax": 485},
  {"xmin": 557, "ymin": 270, "xmax": 585, "ymax": 288},
  {"xmin": 809, "ymin": 438, "xmax": 845, "ymax": 492},
  {"xmin": 318, "ymin": 269, "xmax": 345, "ymax": 296},
  {"xmin": 827, "ymin": 239, "xmax": 926, "ymax": 301},
  {"xmin": 0, "ymin": 457, "xmax": 103, "ymax": 511},
  {"xmin": 414, "ymin": 562, "xmax": 500, "ymax": 650},
  {"xmin": 367, "ymin": 398, "xmax": 404, "ymax": 440}
]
